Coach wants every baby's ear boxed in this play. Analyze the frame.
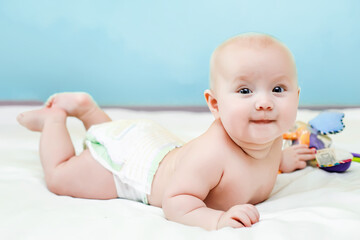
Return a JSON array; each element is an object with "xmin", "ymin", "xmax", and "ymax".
[{"xmin": 204, "ymin": 89, "xmax": 219, "ymax": 118}]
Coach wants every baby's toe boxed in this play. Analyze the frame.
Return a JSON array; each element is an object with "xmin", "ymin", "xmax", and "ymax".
[
  {"xmin": 44, "ymin": 93, "xmax": 58, "ymax": 107},
  {"xmin": 16, "ymin": 113, "xmax": 25, "ymax": 124}
]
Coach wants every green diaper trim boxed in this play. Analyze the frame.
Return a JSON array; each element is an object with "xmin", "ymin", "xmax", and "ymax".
[
  {"xmin": 86, "ymin": 131, "xmax": 98, "ymax": 142},
  {"xmin": 147, "ymin": 143, "xmax": 182, "ymax": 190},
  {"xmin": 143, "ymin": 196, "xmax": 148, "ymax": 205},
  {"xmin": 86, "ymin": 133, "xmax": 123, "ymax": 172},
  {"xmin": 143, "ymin": 145, "xmax": 176, "ymax": 205}
]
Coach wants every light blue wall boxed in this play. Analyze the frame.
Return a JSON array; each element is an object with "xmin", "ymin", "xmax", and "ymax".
[{"xmin": 1, "ymin": 0, "xmax": 359, "ymax": 106}]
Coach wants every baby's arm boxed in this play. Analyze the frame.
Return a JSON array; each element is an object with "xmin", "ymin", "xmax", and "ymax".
[
  {"xmin": 162, "ymin": 155, "xmax": 259, "ymax": 230},
  {"xmin": 280, "ymin": 144, "xmax": 316, "ymax": 173}
]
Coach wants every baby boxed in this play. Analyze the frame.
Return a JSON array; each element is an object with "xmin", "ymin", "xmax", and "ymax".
[{"xmin": 17, "ymin": 33, "xmax": 316, "ymax": 230}]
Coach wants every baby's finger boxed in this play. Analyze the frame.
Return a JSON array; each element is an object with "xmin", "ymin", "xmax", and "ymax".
[
  {"xmin": 245, "ymin": 205, "xmax": 260, "ymax": 223},
  {"xmin": 295, "ymin": 146, "xmax": 316, "ymax": 154},
  {"xmin": 253, "ymin": 206, "xmax": 260, "ymax": 220},
  {"xmin": 296, "ymin": 160, "xmax": 307, "ymax": 169},
  {"xmin": 245, "ymin": 209, "xmax": 260, "ymax": 224},
  {"xmin": 232, "ymin": 212, "xmax": 252, "ymax": 227},
  {"xmin": 228, "ymin": 218, "xmax": 245, "ymax": 228},
  {"xmin": 299, "ymin": 153, "xmax": 317, "ymax": 161},
  {"xmin": 293, "ymin": 144, "xmax": 309, "ymax": 150}
]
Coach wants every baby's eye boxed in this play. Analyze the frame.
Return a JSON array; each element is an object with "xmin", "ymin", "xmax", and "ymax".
[
  {"xmin": 239, "ymin": 88, "xmax": 252, "ymax": 94},
  {"xmin": 273, "ymin": 86, "xmax": 285, "ymax": 93}
]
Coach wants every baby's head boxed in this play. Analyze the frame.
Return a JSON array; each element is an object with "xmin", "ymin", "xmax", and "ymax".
[
  {"xmin": 205, "ymin": 33, "xmax": 300, "ymax": 145},
  {"xmin": 209, "ymin": 33, "xmax": 298, "ymax": 91}
]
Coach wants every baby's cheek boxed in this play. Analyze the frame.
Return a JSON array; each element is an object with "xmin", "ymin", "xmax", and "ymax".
[
  {"xmin": 281, "ymin": 106, "xmax": 298, "ymax": 130},
  {"xmin": 277, "ymin": 101, "xmax": 296, "ymax": 126}
]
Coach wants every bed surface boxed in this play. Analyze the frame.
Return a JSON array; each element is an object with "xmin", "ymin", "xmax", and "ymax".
[{"xmin": 1, "ymin": 106, "xmax": 360, "ymax": 239}]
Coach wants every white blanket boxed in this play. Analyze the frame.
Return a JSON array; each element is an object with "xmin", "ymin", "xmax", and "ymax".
[{"xmin": 1, "ymin": 106, "xmax": 360, "ymax": 240}]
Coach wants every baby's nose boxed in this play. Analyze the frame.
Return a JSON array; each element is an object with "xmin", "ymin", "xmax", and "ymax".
[{"xmin": 255, "ymin": 97, "xmax": 274, "ymax": 111}]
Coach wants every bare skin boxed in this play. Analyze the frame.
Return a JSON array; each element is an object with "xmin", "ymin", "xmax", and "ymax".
[
  {"xmin": 17, "ymin": 34, "xmax": 316, "ymax": 231},
  {"xmin": 17, "ymin": 94, "xmax": 265, "ymax": 229},
  {"xmin": 17, "ymin": 91, "xmax": 315, "ymax": 230},
  {"xmin": 17, "ymin": 93, "xmax": 117, "ymax": 199}
]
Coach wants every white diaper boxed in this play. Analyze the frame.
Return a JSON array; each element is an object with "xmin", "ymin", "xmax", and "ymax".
[{"xmin": 85, "ymin": 119, "xmax": 184, "ymax": 204}]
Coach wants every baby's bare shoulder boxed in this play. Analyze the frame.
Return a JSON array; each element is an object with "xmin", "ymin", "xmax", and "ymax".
[
  {"xmin": 182, "ymin": 138, "xmax": 226, "ymax": 170},
  {"xmin": 187, "ymin": 124, "xmax": 234, "ymax": 167},
  {"xmin": 162, "ymin": 133, "xmax": 228, "ymax": 201}
]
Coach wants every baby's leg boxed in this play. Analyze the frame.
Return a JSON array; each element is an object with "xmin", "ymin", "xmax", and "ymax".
[
  {"xmin": 17, "ymin": 107, "xmax": 117, "ymax": 199},
  {"xmin": 45, "ymin": 92, "xmax": 111, "ymax": 130}
]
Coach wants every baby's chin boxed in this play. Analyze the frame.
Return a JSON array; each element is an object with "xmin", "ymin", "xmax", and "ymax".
[
  {"xmin": 232, "ymin": 134, "xmax": 279, "ymax": 149},
  {"xmin": 246, "ymin": 133, "xmax": 283, "ymax": 146},
  {"xmin": 246, "ymin": 130, "xmax": 282, "ymax": 143},
  {"xmin": 228, "ymin": 127, "xmax": 283, "ymax": 147}
]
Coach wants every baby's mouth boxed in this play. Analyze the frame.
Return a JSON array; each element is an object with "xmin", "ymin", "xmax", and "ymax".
[{"xmin": 250, "ymin": 119, "xmax": 275, "ymax": 124}]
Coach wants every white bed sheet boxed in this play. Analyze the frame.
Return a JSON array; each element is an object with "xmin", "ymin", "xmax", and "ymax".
[{"xmin": 1, "ymin": 106, "xmax": 360, "ymax": 240}]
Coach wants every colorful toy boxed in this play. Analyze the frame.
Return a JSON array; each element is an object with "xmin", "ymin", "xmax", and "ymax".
[
  {"xmin": 353, "ymin": 153, "xmax": 360, "ymax": 163},
  {"xmin": 283, "ymin": 111, "xmax": 358, "ymax": 173}
]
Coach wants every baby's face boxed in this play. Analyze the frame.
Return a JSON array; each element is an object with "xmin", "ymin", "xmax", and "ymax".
[{"xmin": 213, "ymin": 43, "xmax": 299, "ymax": 145}]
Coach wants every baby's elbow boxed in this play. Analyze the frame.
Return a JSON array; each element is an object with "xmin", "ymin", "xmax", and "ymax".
[
  {"xmin": 162, "ymin": 195, "xmax": 189, "ymax": 221},
  {"xmin": 162, "ymin": 194, "xmax": 206, "ymax": 222},
  {"xmin": 162, "ymin": 196, "xmax": 178, "ymax": 220}
]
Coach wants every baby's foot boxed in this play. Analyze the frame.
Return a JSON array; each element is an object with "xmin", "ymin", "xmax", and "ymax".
[
  {"xmin": 17, "ymin": 107, "xmax": 66, "ymax": 132},
  {"xmin": 45, "ymin": 92, "xmax": 98, "ymax": 119}
]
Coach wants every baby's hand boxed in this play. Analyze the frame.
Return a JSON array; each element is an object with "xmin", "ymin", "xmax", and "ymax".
[
  {"xmin": 216, "ymin": 204, "xmax": 260, "ymax": 229},
  {"xmin": 280, "ymin": 144, "xmax": 317, "ymax": 173}
]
